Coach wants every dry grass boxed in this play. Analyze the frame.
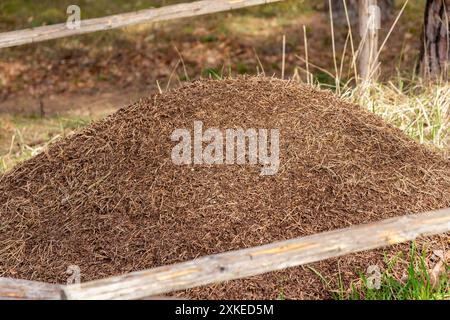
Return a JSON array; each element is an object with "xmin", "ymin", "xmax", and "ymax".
[
  {"xmin": 0, "ymin": 115, "xmax": 94, "ymax": 173},
  {"xmin": 340, "ymin": 80, "xmax": 450, "ymax": 153}
]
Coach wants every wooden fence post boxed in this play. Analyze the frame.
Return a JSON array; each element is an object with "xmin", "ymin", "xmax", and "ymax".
[{"xmin": 358, "ymin": 0, "xmax": 380, "ymax": 81}]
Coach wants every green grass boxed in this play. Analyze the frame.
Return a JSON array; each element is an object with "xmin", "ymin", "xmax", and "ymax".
[
  {"xmin": 335, "ymin": 244, "xmax": 449, "ymax": 300},
  {"xmin": 201, "ymin": 67, "xmax": 224, "ymax": 80}
]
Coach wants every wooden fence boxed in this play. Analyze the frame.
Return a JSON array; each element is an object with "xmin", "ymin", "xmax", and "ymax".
[{"xmin": 1, "ymin": 207, "xmax": 449, "ymax": 300}]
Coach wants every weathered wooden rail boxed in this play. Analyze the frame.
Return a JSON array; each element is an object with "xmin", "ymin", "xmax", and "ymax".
[
  {"xmin": 1, "ymin": 207, "xmax": 449, "ymax": 300},
  {"xmin": 0, "ymin": 0, "xmax": 283, "ymax": 49}
]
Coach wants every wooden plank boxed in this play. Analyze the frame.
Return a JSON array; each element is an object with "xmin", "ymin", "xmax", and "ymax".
[
  {"xmin": 63, "ymin": 207, "xmax": 450, "ymax": 300},
  {"xmin": 0, "ymin": 278, "xmax": 63, "ymax": 300},
  {"xmin": 0, "ymin": 0, "xmax": 283, "ymax": 49},
  {"xmin": 0, "ymin": 277, "xmax": 185, "ymax": 300}
]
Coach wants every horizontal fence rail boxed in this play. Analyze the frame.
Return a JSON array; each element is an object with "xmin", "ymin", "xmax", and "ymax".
[
  {"xmin": 0, "ymin": 0, "xmax": 283, "ymax": 49},
  {"xmin": 0, "ymin": 278, "xmax": 63, "ymax": 300},
  {"xmin": 64, "ymin": 207, "xmax": 449, "ymax": 299},
  {"xmin": 2, "ymin": 207, "xmax": 449, "ymax": 300}
]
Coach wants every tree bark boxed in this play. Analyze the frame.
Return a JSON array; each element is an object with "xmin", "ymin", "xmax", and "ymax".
[{"xmin": 419, "ymin": 0, "xmax": 450, "ymax": 80}]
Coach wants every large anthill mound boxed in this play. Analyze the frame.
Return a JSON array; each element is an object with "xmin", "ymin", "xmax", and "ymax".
[{"xmin": 1, "ymin": 77, "xmax": 449, "ymax": 299}]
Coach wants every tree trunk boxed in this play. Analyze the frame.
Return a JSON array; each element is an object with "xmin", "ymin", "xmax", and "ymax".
[
  {"xmin": 326, "ymin": 0, "xmax": 393, "ymax": 25},
  {"xmin": 419, "ymin": 0, "xmax": 450, "ymax": 80}
]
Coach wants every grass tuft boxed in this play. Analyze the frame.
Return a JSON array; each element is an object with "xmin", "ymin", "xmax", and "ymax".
[
  {"xmin": 336, "ymin": 244, "xmax": 449, "ymax": 300},
  {"xmin": 340, "ymin": 80, "xmax": 450, "ymax": 151}
]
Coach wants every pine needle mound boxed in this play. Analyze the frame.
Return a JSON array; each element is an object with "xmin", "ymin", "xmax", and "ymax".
[{"xmin": 1, "ymin": 76, "xmax": 449, "ymax": 299}]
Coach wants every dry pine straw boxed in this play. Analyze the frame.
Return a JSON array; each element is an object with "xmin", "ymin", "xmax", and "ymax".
[{"xmin": 1, "ymin": 76, "xmax": 449, "ymax": 299}]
